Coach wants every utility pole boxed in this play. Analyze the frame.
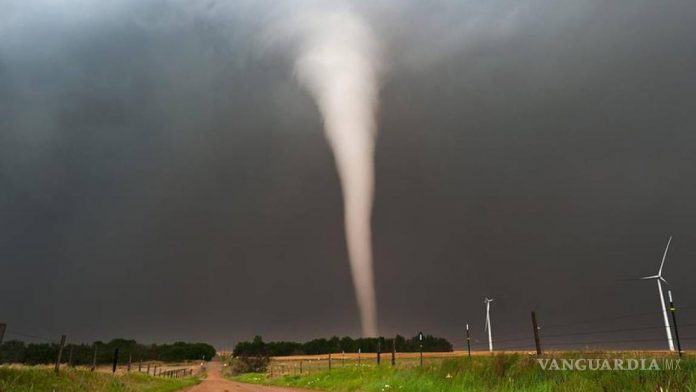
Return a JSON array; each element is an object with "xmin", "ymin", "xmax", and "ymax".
[
  {"xmin": 668, "ymin": 290, "xmax": 683, "ymax": 357},
  {"xmin": 55, "ymin": 335, "xmax": 67, "ymax": 374},
  {"xmin": 531, "ymin": 311, "xmax": 542, "ymax": 356},
  {"xmin": 466, "ymin": 324, "xmax": 471, "ymax": 358}
]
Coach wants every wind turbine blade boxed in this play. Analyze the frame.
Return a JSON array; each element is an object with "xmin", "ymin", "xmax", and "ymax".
[
  {"xmin": 640, "ymin": 275, "xmax": 659, "ymax": 280},
  {"xmin": 658, "ymin": 236, "xmax": 672, "ymax": 276},
  {"xmin": 660, "ymin": 277, "xmax": 670, "ymax": 285}
]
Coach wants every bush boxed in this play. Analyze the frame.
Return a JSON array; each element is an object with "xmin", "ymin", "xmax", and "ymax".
[{"xmin": 230, "ymin": 355, "xmax": 270, "ymax": 375}]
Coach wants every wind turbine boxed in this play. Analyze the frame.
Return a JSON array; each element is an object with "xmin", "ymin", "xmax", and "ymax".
[
  {"xmin": 484, "ymin": 297, "xmax": 494, "ymax": 352},
  {"xmin": 640, "ymin": 236, "xmax": 675, "ymax": 351}
]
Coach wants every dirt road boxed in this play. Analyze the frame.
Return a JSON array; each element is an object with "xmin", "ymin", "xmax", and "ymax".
[{"xmin": 184, "ymin": 361, "xmax": 314, "ymax": 392}]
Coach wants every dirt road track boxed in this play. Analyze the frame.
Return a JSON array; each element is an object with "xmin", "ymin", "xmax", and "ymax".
[{"xmin": 184, "ymin": 361, "xmax": 314, "ymax": 392}]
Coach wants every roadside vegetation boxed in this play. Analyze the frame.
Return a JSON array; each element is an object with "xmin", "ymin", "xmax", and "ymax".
[
  {"xmin": 233, "ymin": 352, "xmax": 696, "ymax": 392},
  {"xmin": 0, "ymin": 365, "xmax": 200, "ymax": 392}
]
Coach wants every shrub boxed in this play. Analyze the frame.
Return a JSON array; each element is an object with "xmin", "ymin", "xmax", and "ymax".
[{"xmin": 230, "ymin": 355, "xmax": 270, "ymax": 375}]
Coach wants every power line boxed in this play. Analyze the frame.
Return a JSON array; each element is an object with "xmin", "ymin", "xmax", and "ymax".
[
  {"xmin": 541, "ymin": 323, "xmax": 696, "ymax": 339},
  {"xmin": 5, "ymin": 330, "xmax": 57, "ymax": 343},
  {"xmin": 541, "ymin": 305, "xmax": 696, "ymax": 330}
]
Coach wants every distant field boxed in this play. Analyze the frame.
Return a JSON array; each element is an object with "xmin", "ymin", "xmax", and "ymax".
[
  {"xmin": 271, "ymin": 349, "xmax": 696, "ymax": 359},
  {"xmin": 0, "ymin": 365, "xmax": 201, "ymax": 392},
  {"xmin": 234, "ymin": 352, "xmax": 696, "ymax": 392}
]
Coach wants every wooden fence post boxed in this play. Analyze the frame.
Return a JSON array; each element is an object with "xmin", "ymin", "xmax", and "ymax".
[
  {"xmin": 91, "ymin": 343, "xmax": 98, "ymax": 372},
  {"xmin": 54, "ymin": 335, "xmax": 67, "ymax": 374},
  {"xmin": 0, "ymin": 323, "xmax": 6, "ymax": 358},
  {"xmin": 466, "ymin": 324, "xmax": 471, "ymax": 358},
  {"xmin": 112, "ymin": 348, "xmax": 119, "ymax": 373},
  {"xmin": 531, "ymin": 311, "xmax": 542, "ymax": 356},
  {"xmin": 391, "ymin": 338, "xmax": 396, "ymax": 366}
]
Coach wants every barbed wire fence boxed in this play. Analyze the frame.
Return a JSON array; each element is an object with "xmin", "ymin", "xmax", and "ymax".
[
  {"xmin": 261, "ymin": 304, "xmax": 696, "ymax": 377},
  {"xmin": 0, "ymin": 324, "xmax": 195, "ymax": 378},
  {"xmin": 3, "ymin": 303, "xmax": 695, "ymax": 378}
]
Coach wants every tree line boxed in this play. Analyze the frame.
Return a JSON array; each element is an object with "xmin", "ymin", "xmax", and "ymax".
[
  {"xmin": 0, "ymin": 338, "xmax": 216, "ymax": 365},
  {"xmin": 233, "ymin": 334, "xmax": 453, "ymax": 357}
]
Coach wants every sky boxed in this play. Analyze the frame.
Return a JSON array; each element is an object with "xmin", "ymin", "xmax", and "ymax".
[{"xmin": 1, "ymin": 0, "xmax": 696, "ymax": 351}]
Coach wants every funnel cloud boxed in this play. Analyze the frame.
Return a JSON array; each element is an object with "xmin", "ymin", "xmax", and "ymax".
[
  {"xmin": 291, "ymin": 6, "xmax": 380, "ymax": 337},
  {"xmin": 2, "ymin": 0, "xmax": 696, "ymax": 349}
]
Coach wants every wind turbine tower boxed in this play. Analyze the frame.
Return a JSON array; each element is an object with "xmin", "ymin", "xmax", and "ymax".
[{"xmin": 640, "ymin": 236, "xmax": 675, "ymax": 351}]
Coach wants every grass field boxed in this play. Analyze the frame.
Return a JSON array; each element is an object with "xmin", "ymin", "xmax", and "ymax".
[
  {"xmin": 0, "ymin": 365, "xmax": 201, "ymax": 392},
  {"xmin": 234, "ymin": 352, "xmax": 696, "ymax": 392}
]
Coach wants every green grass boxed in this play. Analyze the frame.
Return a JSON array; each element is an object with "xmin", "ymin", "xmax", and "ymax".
[
  {"xmin": 233, "ymin": 353, "xmax": 696, "ymax": 392},
  {"xmin": 0, "ymin": 366, "xmax": 201, "ymax": 392}
]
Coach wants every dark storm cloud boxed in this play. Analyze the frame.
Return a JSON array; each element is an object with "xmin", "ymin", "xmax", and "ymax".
[{"xmin": 1, "ymin": 0, "xmax": 696, "ymax": 349}]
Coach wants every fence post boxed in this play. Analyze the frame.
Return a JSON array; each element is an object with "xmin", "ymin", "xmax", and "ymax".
[
  {"xmin": 668, "ymin": 291, "xmax": 683, "ymax": 357},
  {"xmin": 377, "ymin": 340, "xmax": 381, "ymax": 365},
  {"xmin": 300, "ymin": 360, "xmax": 303, "ymax": 374},
  {"xmin": 54, "ymin": 335, "xmax": 66, "ymax": 374},
  {"xmin": 0, "ymin": 323, "xmax": 6, "ymax": 358},
  {"xmin": 328, "ymin": 353, "xmax": 332, "ymax": 370},
  {"xmin": 466, "ymin": 324, "xmax": 471, "ymax": 358},
  {"xmin": 391, "ymin": 338, "xmax": 396, "ymax": 366},
  {"xmin": 139, "ymin": 359, "xmax": 142, "ymax": 372},
  {"xmin": 146, "ymin": 363, "xmax": 150, "ymax": 375},
  {"xmin": 68, "ymin": 345, "xmax": 74, "ymax": 367},
  {"xmin": 112, "ymin": 348, "xmax": 119, "ymax": 373},
  {"xmin": 358, "ymin": 349, "xmax": 361, "ymax": 366},
  {"xmin": 342, "ymin": 351, "xmax": 345, "ymax": 367},
  {"xmin": 531, "ymin": 311, "xmax": 542, "ymax": 356},
  {"xmin": 127, "ymin": 353, "xmax": 132, "ymax": 372},
  {"xmin": 418, "ymin": 332, "xmax": 423, "ymax": 368},
  {"xmin": 91, "ymin": 344, "xmax": 98, "ymax": 372}
]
